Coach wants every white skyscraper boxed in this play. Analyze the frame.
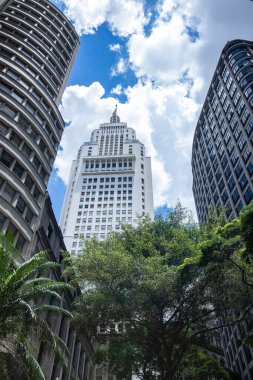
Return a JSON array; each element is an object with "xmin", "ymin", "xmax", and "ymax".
[{"xmin": 60, "ymin": 107, "xmax": 154, "ymax": 253}]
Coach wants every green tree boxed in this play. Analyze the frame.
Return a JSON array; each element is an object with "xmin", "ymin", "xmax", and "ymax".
[
  {"xmin": 196, "ymin": 203, "xmax": 253, "ymax": 327},
  {"xmin": 68, "ymin": 205, "xmax": 232, "ymax": 379},
  {"xmin": 0, "ymin": 234, "xmax": 73, "ymax": 380},
  {"xmin": 179, "ymin": 348, "xmax": 229, "ymax": 380}
]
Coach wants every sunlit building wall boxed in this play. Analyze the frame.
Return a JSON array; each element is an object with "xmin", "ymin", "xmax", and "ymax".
[{"xmin": 60, "ymin": 107, "xmax": 154, "ymax": 253}]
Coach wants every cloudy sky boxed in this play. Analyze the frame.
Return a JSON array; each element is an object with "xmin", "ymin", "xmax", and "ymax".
[{"xmin": 49, "ymin": 0, "xmax": 253, "ymax": 221}]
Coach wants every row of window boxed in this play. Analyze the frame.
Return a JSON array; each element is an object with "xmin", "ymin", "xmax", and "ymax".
[
  {"xmin": 16, "ymin": 0, "xmax": 78, "ymax": 44},
  {"xmin": 0, "ymin": 114, "xmax": 53, "ymax": 168},
  {"xmin": 0, "ymin": 44, "xmax": 58, "ymax": 101},
  {"xmin": 0, "ymin": 210, "xmax": 27, "ymax": 252},
  {"xmin": 0, "ymin": 147, "xmax": 44, "ymax": 196},
  {"xmin": 1, "ymin": 16, "xmax": 70, "ymax": 75},
  {"xmin": 75, "ymin": 209, "xmax": 132, "ymax": 220},
  {"xmin": 82, "ymin": 184, "xmax": 133, "ymax": 191},
  {"xmin": 76, "ymin": 203, "xmax": 133, "ymax": 214},
  {"xmin": 5, "ymin": 10, "xmax": 73, "ymax": 62},
  {"xmin": 83, "ymin": 160, "xmax": 134, "ymax": 171},
  {"xmin": 0, "ymin": 176, "xmax": 35, "ymax": 226},
  {"xmin": 0, "ymin": 21, "xmax": 66, "ymax": 81},
  {"xmin": 0, "ymin": 76, "xmax": 62, "ymax": 134},
  {"xmin": 2, "ymin": 64, "xmax": 60, "ymax": 132},
  {"xmin": 221, "ymin": 63, "xmax": 253, "ymax": 106},
  {"xmin": 83, "ymin": 176, "xmax": 133, "ymax": 183}
]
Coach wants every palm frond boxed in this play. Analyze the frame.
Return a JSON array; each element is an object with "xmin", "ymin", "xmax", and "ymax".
[
  {"xmin": 34, "ymin": 305, "xmax": 72, "ymax": 319},
  {"xmin": 15, "ymin": 338, "xmax": 46, "ymax": 380}
]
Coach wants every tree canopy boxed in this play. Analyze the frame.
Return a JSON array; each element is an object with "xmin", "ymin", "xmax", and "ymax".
[{"xmin": 68, "ymin": 203, "xmax": 253, "ymax": 380}]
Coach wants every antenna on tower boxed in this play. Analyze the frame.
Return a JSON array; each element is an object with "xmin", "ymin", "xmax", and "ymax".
[{"xmin": 110, "ymin": 104, "xmax": 120, "ymax": 123}]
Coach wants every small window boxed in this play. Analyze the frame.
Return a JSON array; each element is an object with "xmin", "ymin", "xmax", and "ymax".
[
  {"xmin": 16, "ymin": 197, "xmax": 26, "ymax": 214},
  {"xmin": 2, "ymin": 184, "xmax": 15, "ymax": 202}
]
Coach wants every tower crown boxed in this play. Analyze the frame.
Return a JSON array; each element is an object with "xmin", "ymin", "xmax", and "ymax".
[{"xmin": 110, "ymin": 105, "xmax": 120, "ymax": 123}]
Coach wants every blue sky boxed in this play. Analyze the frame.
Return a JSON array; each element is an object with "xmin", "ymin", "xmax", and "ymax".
[{"xmin": 49, "ymin": 0, "xmax": 253, "ymax": 222}]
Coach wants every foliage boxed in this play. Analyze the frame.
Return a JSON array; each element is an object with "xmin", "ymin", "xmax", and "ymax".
[
  {"xmin": 179, "ymin": 348, "xmax": 229, "ymax": 380},
  {"xmin": 0, "ymin": 234, "xmax": 73, "ymax": 380},
  {"xmin": 68, "ymin": 202, "xmax": 253, "ymax": 379}
]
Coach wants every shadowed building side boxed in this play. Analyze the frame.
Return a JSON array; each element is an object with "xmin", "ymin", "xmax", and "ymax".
[
  {"xmin": 192, "ymin": 39, "xmax": 253, "ymax": 379},
  {"xmin": 192, "ymin": 39, "xmax": 253, "ymax": 226}
]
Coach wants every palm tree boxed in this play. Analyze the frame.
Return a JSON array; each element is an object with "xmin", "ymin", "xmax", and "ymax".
[{"xmin": 0, "ymin": 234, "xmax": 73, "ymax": 380}]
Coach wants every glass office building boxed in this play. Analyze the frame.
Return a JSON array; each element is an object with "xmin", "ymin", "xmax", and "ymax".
[{"xmin": 192, "ymin": 39, "xmax": 253, "ymax": 225}]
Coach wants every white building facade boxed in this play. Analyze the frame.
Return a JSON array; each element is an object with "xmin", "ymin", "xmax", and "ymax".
[{"xmin": 60, "ymin": 107, "xmax": 154, "ymax": 253}]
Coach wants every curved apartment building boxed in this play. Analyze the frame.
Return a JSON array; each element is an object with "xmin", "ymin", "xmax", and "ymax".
[
  {"xmin": 0, "ymin": 0, "xmax": 79, "ymax": 256},
  {"xmin": 192, "ymin": 39, "xmax": 253, "ymax": 225}
]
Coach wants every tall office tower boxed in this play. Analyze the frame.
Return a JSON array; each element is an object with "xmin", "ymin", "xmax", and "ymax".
[
  {"xmin": 192, "ymin": 39, "xmax": 253, "ymax": 379},
  {"xmin": 0, "ymin": 0, "xmax": 79, "ymax": 257},
  {"xmin": 60, "ymin": 107, "xmax": 154, "ymax": 253},
  {"xmin": 192, "ymin": 39, "xmax": 253, "ymax": 226}
]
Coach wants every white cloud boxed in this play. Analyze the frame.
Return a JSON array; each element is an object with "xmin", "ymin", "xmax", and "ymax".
[
  {"xmin": 123, "ymin": 0, "xmax": 253, "ymax": 213},
  {"xmin": 109, "ymin": 43, "xmax": 121, "ymax": 52},
  {"xmin": 111, "ymin": 84, "xmax": 123, "ymax": 95},
  {"xmin": 62, "ymin": 0, "xmax": 148, "ymax": 36},
  {"xmin": 128, "ymin": 3, "xmax": 201, "ymax": 84},
  {"xmin": 56, "ymin": 0, "xmax": 253, "ymax": 217},
  {"xmin": 56, "ymin": 82, "xmax": 174, "ymax": 209},
  {"xmin": 128, "ymin": 0, "xmax": 253, "ymax": 95},
  {"xmin": 111, "ymin": 58, "xmax": 128, "ymax": 77}
]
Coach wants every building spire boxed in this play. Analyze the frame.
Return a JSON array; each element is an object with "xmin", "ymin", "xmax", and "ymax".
[{"xmin": 110, "ymin": 104, "xmax": 120, "ymax": 123}]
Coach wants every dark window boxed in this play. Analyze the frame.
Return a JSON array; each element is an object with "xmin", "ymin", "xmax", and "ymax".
[
  {"xmin": 231, "ymin": 151, "xmax": 238, "ymax": 166},
  {"xmin": 243, "ymin": 345, "xmax": 252, "ymax": 363},
  {"xmin": 32, "ymin": 186, "xmax": 40, "ymax": 201},
  {"xmin": 239, "ymin": 174, "xmax": 248, "ymax": 190},
  {"xmin": 16, "ymin": 233, "xmax": 26, "ymax": 252},
  {"xmin": 2, "ymin": 104, "xmax": 16, "ymax": 118},
  {"xmin": 13, "ymin": 162, "xmax": 24, "ymax": 178},
  {"xmin": 218, "ymin": 178, "xmax": 225, "ymax": 192},
  {"xmin": 232, "ymin": 188, "xmax": 240, "ymax": 204},
  {"xmin": 243, "ymin": 147, "xmax": 251, "ymax": 163},
  {"xmin": 22, "ymin": 143, "xmax": 32, "ymax": 158},
  {"xmin": 213, "ymin": 158, "xmax": 218, "ymax": 172},
  {"xmin": 244, "ymin": 186, "xmax": 253, "ymax": 204},
  {"xmin": 215, "ymin": 168, "xmax": 221, "ymax": 181},
  {"xmin": 32, "ymin": 156, "xmax": 40, "ymax": 170},
  {"xmin": 0, "ymin": 122, "xmax": 8, "ymax": 136},
  {"xmin": 2, "ymin": 184, "xmax": 15, "ymax": 202},
  {"xmin": 235, "ymin": 162, "xmax": 243, "ymax": 178},
  {"xmin": 24, "ymin": 175, "xmax": 33, "ymax": 191},
  {"xmin": 25, "ymin": 208, "xmax": 34, "ymax": 224},
  {"xmin": 0, "ymin": 150, "xmax": 14, "ymax": 168},
  {"xmin": 228, "ymin": 176, "xmax": 235, "ymax": 191},
  {"xmin": 224, "ymin": 165, "xmax": 232, "ymax": 179},
  {"xmin": 213, "ymin": 191, "xmax": 219, "ymax": 204},
  {"xmin": 16, "ymin": 197, "xmax": 26, "ymax": 214},
  {"xmin": 18, "ymin": 115, "xmax": 30, "ymax": 130},
  {"xmin": 221, "ymin": 154, "xmax": 228, "ymax": 169},
  {"xmin": 246, "ymin": 117, "xmax": 253, "ymax": 136},
  {"xmin": 247, "ymin": 159, "xmax": 253, "ymax": 176},
  {"xmin": 236, "ymin": 201, "xmax": 243, "ymax": 215},
  {"xmin": 10, "ymin": 131, "xmax": 22, "ymax": 147},
  {"xmin": 222, "ymin": 190, "xmax": 228, "ymax": 204}
]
